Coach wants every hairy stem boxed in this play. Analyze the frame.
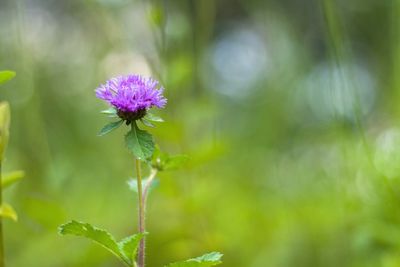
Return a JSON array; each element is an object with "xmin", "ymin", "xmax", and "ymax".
[
  {"xmin": 0, "ymin": 164, "xmax": 4, "ymax": 267},
  {"xmin": 135, "ymin": 159, "xmax": 145, "ymax": 267}
]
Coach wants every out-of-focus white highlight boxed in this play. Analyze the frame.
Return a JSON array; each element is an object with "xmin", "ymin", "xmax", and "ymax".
[
  {"xmin": 203, "ymin": 27, "xmax": 269, "ymax": 98},
  {"xmin": 304, "ymin": 63, "xmax": 376, "ymax": 121}
]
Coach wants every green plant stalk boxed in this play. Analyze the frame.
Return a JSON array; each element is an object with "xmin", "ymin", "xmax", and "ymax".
[
  {"xmin": 135, "ymin": 159, "xmax": 145, "ymax": 267},
  {"xmin": 0, "ymin": 164, "xmax": 4, "ymax": 267}
]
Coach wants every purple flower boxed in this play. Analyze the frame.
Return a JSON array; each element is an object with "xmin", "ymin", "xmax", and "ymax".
[{"xmin": 96, "ymin": 74, "xmax": 167, "ymax": 122}]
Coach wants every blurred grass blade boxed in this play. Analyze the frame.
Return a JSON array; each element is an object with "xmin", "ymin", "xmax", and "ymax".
[
  {"xmin": 0, "ymin": 71, "xmax": 16, "ymax": 85},
  {"xmin": 0, "ymin": 203, "xmax": 17, "ymax": 221},
  {"xmin": 166, "ymin": 252, "xmax": 223, "ymax": 267},
  {"xmin": 2, "ymin": 170, "xmax": 24, "ymax": 189}
]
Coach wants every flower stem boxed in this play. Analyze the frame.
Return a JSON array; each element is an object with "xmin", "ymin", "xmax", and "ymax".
[
  {"xmin": 135, "ymin": 159, "xmax": 145, "ymax": 267},
  {"xmin": 0, "ymin": 164, "xmax": 4, "ymax": 267}
]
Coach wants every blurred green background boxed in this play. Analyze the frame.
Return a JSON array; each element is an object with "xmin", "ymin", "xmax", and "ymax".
[{"xmin": 1, "ymin": 0, "xmax": 400, "ymax": 266}]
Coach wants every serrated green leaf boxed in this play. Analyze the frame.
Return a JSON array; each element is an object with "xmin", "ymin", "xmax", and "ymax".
[
  {"xmin": 118, "ymin": 233, "xmax": 146, "ymax": 263},
  {"xmin": 98, "ymin": 120, "xmax": 123, "ymax": 136},
  {"xmin": 0, "ymin": 102, "xmax": 10, "ymax": 161},
  {"xmin": 59, "ymin": 221, "xmax": 145, "ymax": 266},
  {"xmin": 0, "ymin": 203, "xmax": 17, "ymax": 221},
  {"xmin": 0, "ymin": 71, "xmax": 16, "ymax": 85},
  {"xmin": 166, "ymin": 252, "xmax": 223, "ymax": 267},
  {"xmin": 145, "ymin": 112, "xmax": 164, "ymax": 122},
  {"xmin": 125, "ymin": 122, "xmax": 154, "ymax": 160},
  {"xmin": 58, "ymin": 220, "xmax": 131, "ymax": 266},
  {"xmin": 2, "ymin": 170, "xmax": 24, "ymax": 189},
  {"xmin": 191, "ymin": 252, "xmax": 223, "ymax": 262}
]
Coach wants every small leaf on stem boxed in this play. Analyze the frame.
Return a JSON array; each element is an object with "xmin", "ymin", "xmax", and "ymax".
[
  {"xmin": 151, "ymin": 146, "xmax": 189, "ymax": 171},
  {"xmin": 101, "ymin": 107, "xmax": 117, "ymax": 115},
  {"xmin": 98, "ymin": 120, "xmax": 123, "ymax": 136},
  {"xmin": 145, "ymin": 112, "xmax": 164, "ymax": 122},
  {"xmin": 140, "ymin": 118, "xmax": 155, "ymax": 128},
  {"xmin": 118, "ymin": 233, "xmax": 146, "ymax": 263},
  {"xmin": 166, "ymin": 252, "xmax": 223, "ymax": 267}
]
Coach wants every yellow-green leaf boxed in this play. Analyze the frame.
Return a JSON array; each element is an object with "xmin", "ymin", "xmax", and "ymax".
[
  {"xmin": 0, "ymin": 203, "xmax": 17, "ymax": 221},
  {"xmin": 2, "ymin": 170, "xmax": 25, "ymax": 189},
  {"xmin": 0, "ymin": 71, "xmax": 16, "ymax": 85}
]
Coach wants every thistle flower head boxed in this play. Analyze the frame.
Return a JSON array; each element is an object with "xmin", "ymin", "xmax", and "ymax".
[{"xmin": 95, "ymin": 74, "xmax": 167, "ymax": 122}]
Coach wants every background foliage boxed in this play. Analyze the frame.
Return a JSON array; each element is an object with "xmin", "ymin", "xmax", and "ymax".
[{"xmin": 1, "ymin": 0, "xmax": 400, "ymax": 266}]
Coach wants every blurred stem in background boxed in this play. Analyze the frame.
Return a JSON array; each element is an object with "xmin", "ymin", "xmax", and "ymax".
[
  {"xmin": 14, "ymin": 0, "xmax": 53, "ymax": 183},
  {"xmin": 391, "ymin": 0, "xmax": 400, "ymax": 114},
  {"xmin": 320, "ymin": 0, "xmax": 369, "ymax": 150}
]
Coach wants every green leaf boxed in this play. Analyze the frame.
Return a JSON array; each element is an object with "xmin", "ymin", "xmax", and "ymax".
[
  {"xmin": 125, "ymin": 122, "xmax": 154, "ymax": 160},
  {"xmin": 166, "ymin": 252, "xmax": 223, "ymax": 267},
  {"xmin": 118, "ymin": 233, "xmax": 146, "ymax": 263},
  {"xmin": 140, "ymin": 118, "xmax": 155, "ymax": 128},
  {"xmin": 59, "ymin": 221, "xmax": 146, "ymax": 266},
  {"xmin": 2, "ymin": 170, "xmax": 25, "ymax": 189},
  {"xmin": 101, "ymin": 107, "xmax": 118, "ymax": 118},
  {"xmin": 145, "ymin": 112, "xmax": 164, "ymax": 122},
  {"xmin": 163, "ymin": 155, "xmax": 189, "ymax": 171},
  {"xmin": 0, "ymin": 71, "xmax": 16, "ymax": 85},
  {"xmin": 98, "ymin": 120, "xmax": 123, "ymax": 136},
  {"xmin": 58, "ymin": 220, "xmax": 130, "ymax": 266},
  {"xmin": 101, "ymin": 107, "xmax": 117, "ymax": 115},
  {"xmin": 152, "ymin": 147, "xmax": 189, "ymax": 171},
  {"xmin": 0, "ymin": 203, "xmax": 17, "ymax": 221}
]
